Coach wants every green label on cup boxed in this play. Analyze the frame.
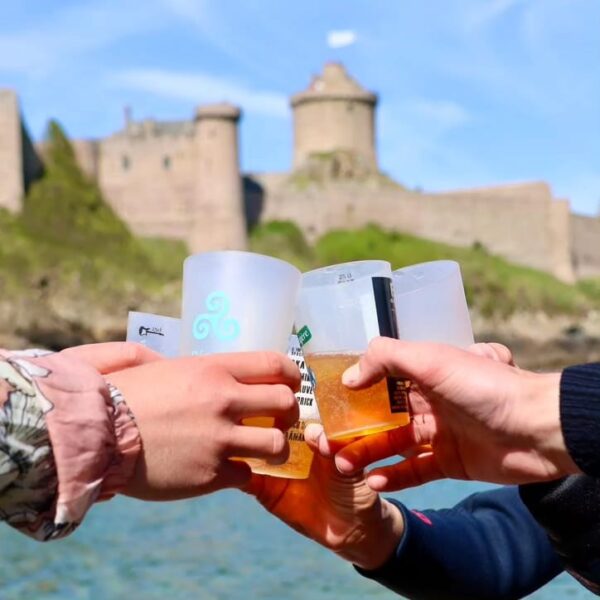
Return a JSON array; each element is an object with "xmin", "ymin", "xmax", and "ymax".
[{"xmin": 297, "ymin": 325, "xmax": 312, "ymax": 347}]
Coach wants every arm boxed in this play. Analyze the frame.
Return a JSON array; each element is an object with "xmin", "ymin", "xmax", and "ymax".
[
  {"xmin": 359, "ymin": 487, "xmax": 563, "ymax": 600},
  {"xmin": 0, "ymin": 349, "xmax": 141, "ymax": 541}
]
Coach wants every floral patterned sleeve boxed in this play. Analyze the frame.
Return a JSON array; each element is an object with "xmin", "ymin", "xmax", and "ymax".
[{"xmin": 0, "ymin": 349, "xmax": 141, "ymax": 541}]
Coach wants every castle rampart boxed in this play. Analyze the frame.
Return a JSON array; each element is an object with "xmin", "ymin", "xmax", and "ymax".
[{"xmin": 1, "ymin": 65, "xmax": 599, "ymax": 282}]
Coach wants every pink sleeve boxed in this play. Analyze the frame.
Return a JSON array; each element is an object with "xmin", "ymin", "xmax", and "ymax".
[{"xmin": 0, "ymin": 349, "xmax": 141, "ymax": 541}]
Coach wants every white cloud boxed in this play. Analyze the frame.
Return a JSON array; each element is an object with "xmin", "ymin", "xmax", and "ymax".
[
  {"xmin": 112, "ymin": 69, "xmax": 288, "ymax": 118},
  {"xmin": 327, "ymin": 30, "xmax": 357, "ymax": 49}
]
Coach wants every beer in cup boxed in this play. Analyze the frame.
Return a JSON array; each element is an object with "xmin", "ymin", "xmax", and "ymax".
[{"xmin": 296, "ymin": 260, "xmax": 410, "ymax": 441}]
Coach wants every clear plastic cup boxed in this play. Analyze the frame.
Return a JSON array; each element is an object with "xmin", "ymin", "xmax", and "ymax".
[
  {"xmin": 181, "ymin": 251, "xmax": 305, "ymax": 478},
  {"xmin": 392, "ymin": 260, "xmax": 474, "ymax": 348},
  {"xmin": 295, "ymin": 260, "xmax": 410, "ymax": 441},
  {"xmin": 244, "ymin": 334, "xmax": 320, "ymax": 479},
  {"xmin": 180, "ymin": 251, "xmax": 301, "ymax": 355},
  {"xmin": 126, "ymin": 312, "xmax": 181, "ymax": 358}
]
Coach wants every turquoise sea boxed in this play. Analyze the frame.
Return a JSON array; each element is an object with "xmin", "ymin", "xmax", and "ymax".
[{"xmin": 0, "ymin": 480, "xmax": 592, "ymax": 599}]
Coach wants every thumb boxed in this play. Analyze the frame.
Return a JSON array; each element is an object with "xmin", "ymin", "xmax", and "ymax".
[
  {"xmin": 342, "ymin": 338, "xmax": 469, "ymax": 390},
  {"xmin": 60, "ymin": 342, "xmax": 162, "ymax": 374}
]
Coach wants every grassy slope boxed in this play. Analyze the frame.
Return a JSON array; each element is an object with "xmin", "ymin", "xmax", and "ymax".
[
  {"xmin": 250, "ymin": 221, "xmax": 600, "ymax": 318},
  {"xmin": 0, "ymin": 121, "xmax": 186, "ymax": 337}
]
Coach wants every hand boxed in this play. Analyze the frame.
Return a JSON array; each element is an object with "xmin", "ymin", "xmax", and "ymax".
[
  {"xmin": 60, "ymin": 341, "xmax": 162, "ymax": 373},
  {"xmin": 334, "ymin": 338, "xmax": 580, "ymax": 491},
  {"xmin": 107, "ymin": 352, "xmax": 301, "ymax": 501},
  {"xmin": 246, "ymin": 425, "xmax": 405, "ymax": 570}
]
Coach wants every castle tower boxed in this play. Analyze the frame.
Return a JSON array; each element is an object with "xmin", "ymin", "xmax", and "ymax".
[
  {"xmin": 189, "ymin": 103, "xmax": 247, "ymax": 252},
  {"xmin": 0, "ymin": 89, "xmax": 24, "ymax": 212},
  {"xmin": 290, "ymin": 63, "xmax": 378, "ymax": 171}
]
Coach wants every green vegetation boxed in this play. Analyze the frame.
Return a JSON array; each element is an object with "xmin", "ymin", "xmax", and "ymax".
[
  {"xmin": 0, "ymin": 120, "xmax": 186, "ymax": 312},
  {"xmin": 250, "ymin": 221, "xmax": 600, "ymax": 317}
]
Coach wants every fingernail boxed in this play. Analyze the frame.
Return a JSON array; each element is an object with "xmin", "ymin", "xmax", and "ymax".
[
  {"xmin": 335, "ymin": 453, "xmax": 355, "ymax": 474},
  {"xmin": 304, "ymin": 423, "xmax": 322, "ymax": 444},
  {"xmin": 342, "ymin": 363, "xmax": 360, "ymax": 386},
  {"xmin": 366, "ymin": 473, "xmax": 387, "ymax": 491}
]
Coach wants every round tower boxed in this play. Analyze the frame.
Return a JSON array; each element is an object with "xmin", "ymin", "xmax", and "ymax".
[
  {"xmin": 190, "ymin": 103, "xmax": 247, "ymax": 253},
  {"xmin": 290, "ymin": 63, "xmax": 378, "ymax": 172}
]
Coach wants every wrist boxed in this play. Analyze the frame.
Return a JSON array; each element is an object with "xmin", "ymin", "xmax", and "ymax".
[
  {"xmin": 349, "ymin": 499, "xmax": 405, "ymax": 570},
  {"xmin": 524, "ymin": 372, "xmax": 580, "ymax": 478}
]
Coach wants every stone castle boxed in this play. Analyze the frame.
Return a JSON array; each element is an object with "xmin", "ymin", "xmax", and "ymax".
[{"xmin": 1, "ymin": 63, "xmax": 599, "ymax": 283}]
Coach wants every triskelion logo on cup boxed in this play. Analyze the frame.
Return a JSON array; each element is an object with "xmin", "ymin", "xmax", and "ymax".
[{"xmin": 193, "ymin": 291, "xmax": 241, "ymax": 341}]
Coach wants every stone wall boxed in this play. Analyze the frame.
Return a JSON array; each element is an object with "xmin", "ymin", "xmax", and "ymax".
[
  {"xmin": 98, "ymin": 121, "xmax": 199, "ymax": 240},
  {"xmin": 292, "ymin": 99, "xmax": 377, "ymax": 170},
  {"xmin": 571, "ymin": 214, "xmax": 600, "ymax": 279},
  {"xmin": 256, "ymin": 177, "xmax": 577, "ymax": 282},
  {"xmin": 0, "ymin": 90, "xmax": 24, "ymax": 213}
]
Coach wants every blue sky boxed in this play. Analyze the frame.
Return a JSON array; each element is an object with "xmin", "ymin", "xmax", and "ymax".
[{"xmin": 1, "ymin": 0, "xmax": 599, "ymax": 214}]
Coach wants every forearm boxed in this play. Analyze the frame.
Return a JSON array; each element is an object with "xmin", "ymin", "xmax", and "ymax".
[
  {"xmin": 357, "ymin": 487, "xmax": 562, "ymax": 600},
  {"xmin": 0, "ymin": 349, "xmax": 141, "ymax": 540}
]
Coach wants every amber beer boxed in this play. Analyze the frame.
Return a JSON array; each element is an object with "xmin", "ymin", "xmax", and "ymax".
[
  {"xmin": 306, "ymin": 352, "xmax": 410, "ymax": 440},
  {"xmin": 242, "ymin": 335, "xmax": 319, "ymax": 479}
]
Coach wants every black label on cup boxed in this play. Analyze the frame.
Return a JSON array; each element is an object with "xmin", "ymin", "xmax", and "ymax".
[{"xmin": 372, "ymin": 276, "xmax": 409, "ymax": 414}]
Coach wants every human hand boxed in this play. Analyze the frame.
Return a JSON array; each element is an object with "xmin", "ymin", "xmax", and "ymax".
[
  {"xmin": 107, "ymin": 352, "xmax": 301, "ymax": 501},
  {"xmin": 334, "ymin": 338, "xmax": 579, "ymax": 491},
  {"xmin": 60, "ymin": 341, "xmax": 162, "ymax": 373},
  {"xmin": 246, "ymin": 424, "xmax": 404, "ymax": 570}
]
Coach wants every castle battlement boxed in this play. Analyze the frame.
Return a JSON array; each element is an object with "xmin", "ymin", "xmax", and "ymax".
[{"xmin": 1, "ymin": 65, "xmax": 599, "ymax": 282}]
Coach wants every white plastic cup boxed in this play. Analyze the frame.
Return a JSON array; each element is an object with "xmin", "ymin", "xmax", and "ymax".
[
  {"xmin": 295, "ymin": 260, "xmax": 394, "ymax": 353},
  {"xmin": 180, "ymin": 251, "xmax": 301, "ymax": 355},
  {"xmin": 126, "ymin": 312, "xmax": 181, "ymax": 358},
  {"xmin": 295, "ymin": 260, "xmax": 410, "ymax": 441},
  {"xmin": 392, "ymin": 260, "xmax": 474, "ymax": 348}
]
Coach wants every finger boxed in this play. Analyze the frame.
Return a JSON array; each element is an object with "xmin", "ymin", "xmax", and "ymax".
[
  {"xmin": 366, "ymin": 453, "xmax": 444, "ymax": 492},
  {"xmin": 61, "ymin": 342, "xmax": 162, "ymax": 374},
  {"xmin": 468, "ymin": 342, "xmax": 514, "ymax": 366},
  {"xmin": 342, "ymin": 338, "xmax": 468, "ymax": 390},
  {"xmin": 228, "ymin": 384, "xmax": 299, "ymax": 429},
  {"xmin": 209, "ymin": 352, "xmax": 301, "ymax": 389},
  {"xmin": 304, "ymin": 423, "xmax": 350, "ymax": 458},
  {"xmin": 227, "ymin": 425, "xmax": 290, "ymax": 463},
  {"xmin": 335, "ymin": 425, "xmax": 423, "ymax": 474}
]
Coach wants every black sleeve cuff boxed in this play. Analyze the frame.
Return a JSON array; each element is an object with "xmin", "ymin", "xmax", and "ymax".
[{"xmin": 560, "ymin": 363, "xmax": 600, "ymax": 476}]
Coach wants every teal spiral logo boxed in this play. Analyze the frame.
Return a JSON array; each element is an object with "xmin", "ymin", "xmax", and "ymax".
[{"xmin": 193, "ymin": 291, "xmax": 240, "ymax": 342}]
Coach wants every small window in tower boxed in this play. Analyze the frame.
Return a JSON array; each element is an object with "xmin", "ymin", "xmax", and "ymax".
[
  {"xmin": 122, "ymin": 155, "xmax": 130, "ymax": 170},
  {"xmin": 163, "ymin": 155, "xmax": 171, "ymax": 170}
]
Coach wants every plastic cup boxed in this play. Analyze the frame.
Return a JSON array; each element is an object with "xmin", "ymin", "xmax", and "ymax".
[
  {"xmin": 295, "ymin": 260, "xmax": 410, "ymax": 441},
  {"xmin": 181, "ymin": 251, "xmax": 304, "ymax": 479},
  {"xmin": 126, "ymin": 312, "xmax": 181, "ymax": 358},
  {"xmin": 180, "ymin": 251, "xmax": 301, "ymax": 355},
  {"xmin": 244, "ymin": 334, "xmax": 320, "ymax": 479},
  {"xmin": 392, "ymin": 260, "xmax": 474, "ymax": 348}
]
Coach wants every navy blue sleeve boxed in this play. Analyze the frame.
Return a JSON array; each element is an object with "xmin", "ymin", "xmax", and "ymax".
[
  {"xmin": 560, "ymin": 363, "xmax": 600, "ymax": 476},
  {"xmin": 356, "ymin": 486, "xmax": 563, "ymax": 600},
  {"xmin": 520, "ymin": 476, "xmax": 600, "ymax": 595}
]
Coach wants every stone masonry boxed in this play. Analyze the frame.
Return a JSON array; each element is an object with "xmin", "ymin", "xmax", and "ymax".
[{"xmin": 1, "ymin": 62, "xmax": 599, "ymax": 282}]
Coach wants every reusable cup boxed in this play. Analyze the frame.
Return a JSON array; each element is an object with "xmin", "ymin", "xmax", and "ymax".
[
  {"xmin": 296, "ymin": 260, "xmax": 410, "ymax": 441},
  {"xmin": 392, "ymin": 260, "xmax": 474, "ymax": 348},
  {"xmin": 126, "ymin": 311, "xmax": 181, "ymax": 358},
  {"xmin": 181, "ymin": 251, "xmax": 310, "ymax": 478},
  {"xmin": 180, "ymin": 251, "xmax": 301, "ymax": 355}
]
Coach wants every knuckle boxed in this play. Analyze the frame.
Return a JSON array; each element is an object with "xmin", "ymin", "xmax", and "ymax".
[
  {"xmin": 261, "ymin": 351, "xmax": 285, "ymax": 378},
  {"xmin": 278, "ymin": 386, "xmax": 298, "ymax": 413}
]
